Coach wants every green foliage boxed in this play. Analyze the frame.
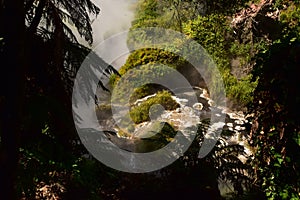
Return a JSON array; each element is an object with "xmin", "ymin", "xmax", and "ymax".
[
  {"xmin": 279, "ymin": 2, "xmax": 300, "ymax": 42},
  {"xmin": 127, "ymin": 0, "xmax": 260, "ymax": 106},
  {"xmin": 110, "ymin": 48, "xmax": 181, "ymax": 88},
  {"xmin": 274, "ymin": 0, "xmax": 300, "ymax": 9},
  {"xmin": 14, "ymin": 0, "xmax": 300, "ymax": 198},
  {"xmin": 124, "ymin": 2, "xmax": 300, "ymax": 198},
  {"xmin": 203, "ymin": 0, "xmax": 249, "ymax": 15},
  {"xmin": 134, "ymin": 0, "xmax": 159, "ymax": 22},
  {"xmin": 118, "ymin": 127, "xmax": 134, "ymax": 138},
  {"xmin": 249, "ymin": 6, "xmax": 300, "ymax": 196},
  {"xmin": 131, "ymin": 0, "xmax": 198, "ymax": 31},
  {"xmin": 130, "ymin": 0, "xmax": 169, "ymax": 30},
  {"xmin": 224, "ymin": 72, "xmax": 258, "ymax": 105},
  {"xmin": 183, "ymin": 14, "xmax": 231, "ymax": 70},
  {"xmin": 119, "ymin": 48, "xmax": 181, "ymax": 75},
  {"xmin": 129, "ymin": 83, "xmax": 170, "ymax": 104},
  {"xmin": 131, "ymin": 0, "xmax": 249, "ymax": 31},
  {"xmin": 229, "ymin": 42, "xmax": 256, "ymax": 65},
  {"xmin": 7, "ymin": 0, "xmax": 115, "ymax": 197},
  {"xmin": 129, "ymin": 90, "xmax": 179, "ymax": 124},
  {"xmin": 183, "ymin": 14, "xmax": 259, "ymax": 105},
  {"xmin": 112, "ymin": 62, "xmax": 180, "ymax": 103}
]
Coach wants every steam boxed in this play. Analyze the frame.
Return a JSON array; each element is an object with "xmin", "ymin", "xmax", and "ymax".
[{"xmin": 92, "ymin": 0, "xmax": 137, "ymax": 47}]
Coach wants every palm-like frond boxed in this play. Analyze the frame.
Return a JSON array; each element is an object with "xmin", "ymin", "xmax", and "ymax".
[
  {"xmin": 25, "ymin": 0, "xmax": 120, "ymax": 95},
  {"xmin": 25, "ymin": 0, "xmax": 100, "ymax": 45},
  {"xmin": 57, "ymin": 0, "xmax": 99, "ymax": 44},
  {"xmin": 179, "ymin": 122, "xmax": 253, "ymax": 196},
  {"xmin": 208, "ymin": 139, "xmax": 253, "ymax": 195}
]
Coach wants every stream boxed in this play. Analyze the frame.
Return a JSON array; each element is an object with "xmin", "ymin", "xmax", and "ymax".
[
  {"xmin": 98, "ymin": 87, "xmax": 252, "ymax": 159},
  {"xmin": 91, "ymin": 0, "xmax": 253, "ymax": 196},
  {"xmin": 96, "ymin": 86, "xmax": 253, "ymax": 196}
]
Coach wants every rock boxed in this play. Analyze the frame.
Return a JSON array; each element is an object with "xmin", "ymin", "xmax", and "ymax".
[
  {"xmin": 208, "ymin": 99, "xmax": 215, "ymax": 107},
  {"xmin": 227, "ymin": 123, "xmax": 234, "ymax": 127},
  {"xmin": 193, "ymin": 102, "xmax": 203, "ymax": 110},
  {"xmin": 101, "ymin": 87, "xmax": 253, "ymax": 164},
  {"xmin": 234, "ymin": 119, "xmax": 244, "ymax": 125}
]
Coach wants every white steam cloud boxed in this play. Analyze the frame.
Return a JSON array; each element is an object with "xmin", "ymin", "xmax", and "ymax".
[{"xmin": 92, "ymin": 0, "xmax": 137, "ymax": 47}]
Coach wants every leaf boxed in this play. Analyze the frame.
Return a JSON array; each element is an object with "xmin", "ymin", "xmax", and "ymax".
[
  {"xmin": 290, "ymin": 37, "xmax": 297, "ymax": 42},
  {"xmin": 277, "ymin": 158, "xmax": 283, "ymax": 164}
]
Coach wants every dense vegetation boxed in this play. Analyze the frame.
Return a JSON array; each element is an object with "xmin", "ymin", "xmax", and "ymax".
[
  {"xmin": 0, "ymin": 0, "xmax": 299, "ymax": 199},
  {"xmin": 113, "ymin": 0, "xmax": 300, "ymax": 199},
  {"xmin": 0, "ymin": 0, "xmax": 117, "ymax": 199},
  {"xmin": 120, "ymin": 0, "xmax": 262, "ymax": 106}
]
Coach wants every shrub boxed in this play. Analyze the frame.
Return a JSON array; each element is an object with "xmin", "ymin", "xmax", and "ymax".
[
  {"xmin": 129, "ymin": 84, "xmax": 170, "ymax": 104},
  {"xmin": 111, "ymin": 63, "xmax": 179, "ymax": 103},
  {"xmin": 183, "ymin": 14, "xmax": 260, "ymax": 106}
]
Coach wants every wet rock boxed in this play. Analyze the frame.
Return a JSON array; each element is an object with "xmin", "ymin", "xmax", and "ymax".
[{"xmin": 193, "ymin": 102, "xmax": 203, "ymax": 110}]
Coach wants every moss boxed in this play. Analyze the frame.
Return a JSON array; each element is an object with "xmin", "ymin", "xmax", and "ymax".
[
  {"xmin": 111, "ymin": 63, "xmax": 179, "ymax": 103},
  {"xmin": 129, "ymin": 90, "xmax": 179, "ymax": 124},
  {"xmin": 129, "ymin": 83, "xmax": 170, "ymax": 104},
  {"xmin": 118, "ymin": 48, "xmax": 182, "ymax": 77},
  {"xmin": 117, "ymin": 129, "xmax": 133, "ymax": 138}
]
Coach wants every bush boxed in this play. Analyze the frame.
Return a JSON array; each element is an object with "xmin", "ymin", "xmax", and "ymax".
[
  {"xmin": 183, "ymin": 14, "xmax": 260, "ymax": 106},
  {"xmin": 111, "ymin": 63, "xmax": 179, "ymax": 103},
  {"xmin": 129, "ymin": 84, "xmax": 170, "ymax": 104},
  {"xmin": 110, "ymin": 48, "xmax": 184, "ymax": 88}
]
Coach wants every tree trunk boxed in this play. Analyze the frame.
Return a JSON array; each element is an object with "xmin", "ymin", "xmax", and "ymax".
[
  {"xmin": 0, "ymin": 0, "xmax": 25, "ymax": 199},
  {"xmin": 28, "ymin": 0, "xmax": 46, "ymax": 34}
]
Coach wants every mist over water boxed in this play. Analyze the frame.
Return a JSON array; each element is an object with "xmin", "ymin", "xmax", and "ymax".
[
  {"xmin": 73, "ymin": 1, "xmax": 138, "ymax": 126},
  {"xmin": 91, "ymin": 0, "xmax": 138, "ymax": 68}
]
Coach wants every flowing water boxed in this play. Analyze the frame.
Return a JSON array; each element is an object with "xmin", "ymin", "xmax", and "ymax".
[{"xmin": 91, "ymin": 0, "xmax": 253, "ymax": 196}]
